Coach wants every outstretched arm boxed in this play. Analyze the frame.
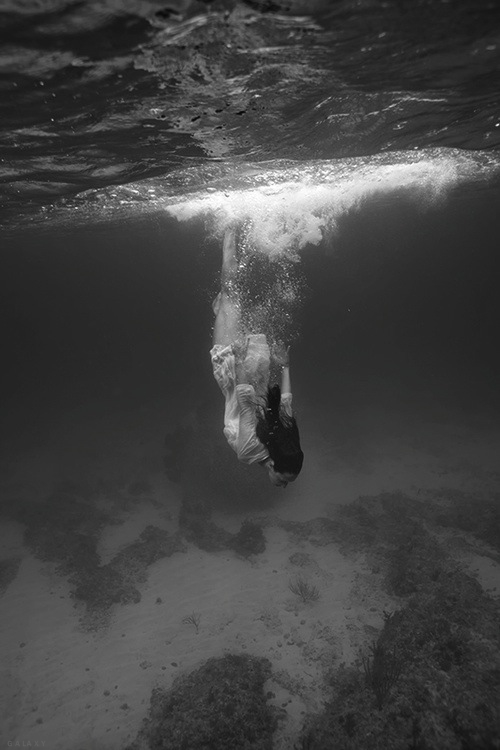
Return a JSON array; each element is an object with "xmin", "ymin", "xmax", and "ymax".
[
  {"xmin": 273, "ymin": 342, "xmax": 291, "ymax": 394},
  {"xmin": 281, "ymin": 361, "xmax": 291, "ymax": 395}
]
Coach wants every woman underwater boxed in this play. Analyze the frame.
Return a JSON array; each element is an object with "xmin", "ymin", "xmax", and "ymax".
[{"xmin": 210, "ymin": 227, "xmax": 304, "ymax": 487}]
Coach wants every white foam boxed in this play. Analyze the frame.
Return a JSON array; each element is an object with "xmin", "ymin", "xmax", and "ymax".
[
  {"xmin": 28, "ymin": 147, "xmax": 500, "ymax": 237},
  {"xmin": 164, "ymin": 151, "xmax": 490, "ymax": 257}
]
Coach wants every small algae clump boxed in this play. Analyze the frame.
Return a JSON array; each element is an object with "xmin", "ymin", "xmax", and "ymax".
[
  {"xmin": 179, "ymin": 491, "xmax": 232, "ymax": 552},
  {"xmin": 230, "ymin": 519, "xmax": 266, "ymax": 557},
  {"xmin": 10, "ymin": 486, "xmax": 184, "ymax": 627},
  {"xmin": 288, "ymin": 575, "xmax": 320, "ymax": 604},
  {"xmin": 128, "ymin": 654, "xmax": 277, "ymax": 750}
]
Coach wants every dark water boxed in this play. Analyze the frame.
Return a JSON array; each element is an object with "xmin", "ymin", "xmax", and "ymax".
[{"xmin": 1, "ymin": 1, "xmax": 500, "ymax": 748}]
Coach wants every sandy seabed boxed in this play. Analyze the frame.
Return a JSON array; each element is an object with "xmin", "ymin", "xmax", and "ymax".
[{"xmin": 0, "ymin": 398, "xmax": 499, "ymax": 750}]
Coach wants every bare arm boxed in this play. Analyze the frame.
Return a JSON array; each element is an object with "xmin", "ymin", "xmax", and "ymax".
[
  {"xmin": 274, "ymin": 343, "xmax": 291, "ymax": 394},
  {"xmin": 281, "ymin": 363, "xmax": 291, "ymax": 395}
]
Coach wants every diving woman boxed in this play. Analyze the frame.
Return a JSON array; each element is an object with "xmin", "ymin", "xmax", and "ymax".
[{"xmin": 210, "ymin": 227, "xmax": 304, "ymax": 487}]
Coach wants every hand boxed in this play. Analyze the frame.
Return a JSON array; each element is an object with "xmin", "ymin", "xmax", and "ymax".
[{"xmin": 272, "ymin": 341, "xmax": 290, "ymax": 368}]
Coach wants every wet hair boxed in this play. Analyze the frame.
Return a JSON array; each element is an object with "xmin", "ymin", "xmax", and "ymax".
[{"xmin": 256, "ymin": 384, "xmax": 304, "ymax": 476}]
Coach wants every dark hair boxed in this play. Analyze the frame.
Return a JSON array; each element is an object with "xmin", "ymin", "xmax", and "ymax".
[{"xmin": 256, "ymin": 384, "xmax": 304, "ymax": 476}]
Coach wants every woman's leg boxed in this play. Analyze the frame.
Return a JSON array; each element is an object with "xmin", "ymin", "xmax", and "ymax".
[{"xmin": 212, "ymin": 228, "xmax": 241, "ymax": 348}]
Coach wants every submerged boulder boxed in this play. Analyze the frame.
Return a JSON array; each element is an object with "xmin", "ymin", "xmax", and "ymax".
[{"xmin": 128, "ymin": 653, "xmax": 276, "ymax": 750}]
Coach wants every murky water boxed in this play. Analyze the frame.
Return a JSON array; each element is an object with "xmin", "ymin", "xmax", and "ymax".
[{"xmin": 1, "ymin": 1, "xmax": 500, "ymax": 748}]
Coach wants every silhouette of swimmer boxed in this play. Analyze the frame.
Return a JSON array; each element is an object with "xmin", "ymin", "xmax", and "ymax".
[{"xmin": 210, "ymin": 227, "xmax": 303, "ymax": 487}]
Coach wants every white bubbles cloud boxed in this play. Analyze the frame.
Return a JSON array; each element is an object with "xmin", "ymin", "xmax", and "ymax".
[
  {"xmin": 165, "ymin": 152, "xmax": 473, "ymax": 258},
  {"xmin": 29, "ymin": 147, "xmax": 500, "ymax": 236}
]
